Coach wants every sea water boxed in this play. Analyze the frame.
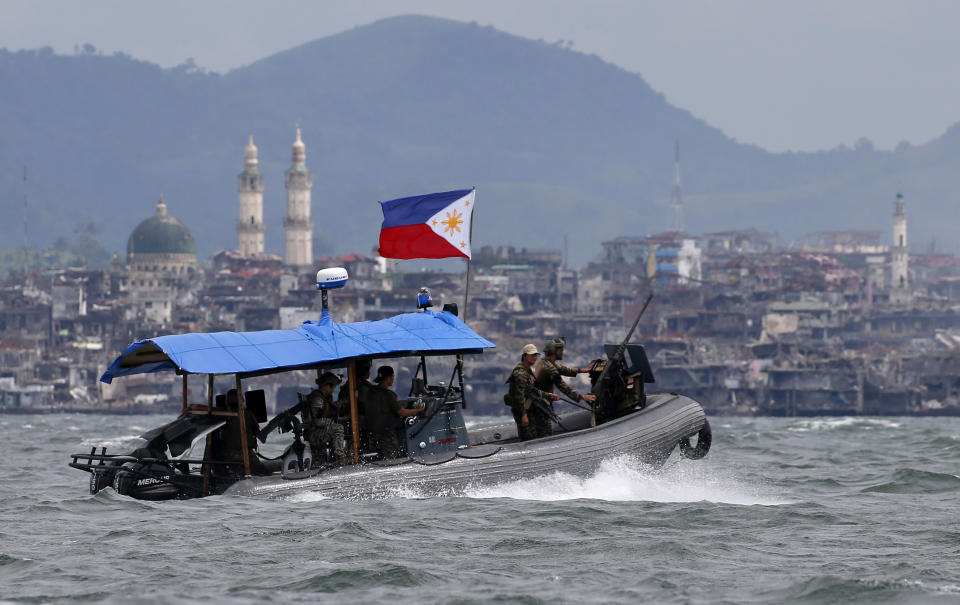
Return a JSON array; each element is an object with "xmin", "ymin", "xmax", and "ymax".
[{"xmin": 1, "ymin": 414, "xmax": 958, "ymax": 604}]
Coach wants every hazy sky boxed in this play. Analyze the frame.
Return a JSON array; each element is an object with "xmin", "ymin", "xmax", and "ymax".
[{"xmin": 4, "ymin": 0, "xmax": 958, "ymax": 153}]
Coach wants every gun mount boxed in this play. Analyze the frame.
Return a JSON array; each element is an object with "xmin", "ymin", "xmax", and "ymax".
[{"xmin": 587, "ymin": 344, "xmax": 656, "ymax": 421}]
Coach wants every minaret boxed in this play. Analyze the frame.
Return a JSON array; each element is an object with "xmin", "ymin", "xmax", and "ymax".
[
  {"xmin": 237, "ymin": 135, "xmax": 265, "ymax": 256},
  {"xmin": 667, "ymin": 139, "xmax": 684, "ymax": 233},
  {"xmin": 890, "ymin": 192, "xmax": 911, "ymax": 304},
  {"xmin": 284, "ymin": 127, "xmax": 314, "ymax": 267}
]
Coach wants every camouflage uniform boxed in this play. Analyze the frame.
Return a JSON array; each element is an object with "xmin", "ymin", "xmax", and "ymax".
[
  {"xmin": 303, "ymin": 388, "xmax": 347, "ymax": 466},
  {"xmin": 536, "ymin": 358, "xmax": 585, "ymax": 401},
  {"xmin": 534, "ymin": 358, "xmax": 587, "ymax": 438},
  {"xmin": 505, "ymin": 363, "xmax": 553, "ymax": 441}
]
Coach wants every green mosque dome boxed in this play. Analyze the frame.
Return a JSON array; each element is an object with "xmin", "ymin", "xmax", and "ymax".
[{"xmin": 127, "ymin": 198, "xmax": 197, "ymax": 256}]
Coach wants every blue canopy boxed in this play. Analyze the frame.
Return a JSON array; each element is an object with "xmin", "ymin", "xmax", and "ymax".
[{"xmin": 101, "ymin": 309, "xmax": 496, "ymax": 383}]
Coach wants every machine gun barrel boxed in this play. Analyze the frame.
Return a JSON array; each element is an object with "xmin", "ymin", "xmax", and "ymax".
[{"xmin": 257, "ymin": 398, "xmax": 305, "ymax": 443}]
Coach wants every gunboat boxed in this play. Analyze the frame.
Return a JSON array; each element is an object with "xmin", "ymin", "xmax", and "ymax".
[{"xmin": 70, "ymin": 269, "xmax": 711, "ymax": 500}]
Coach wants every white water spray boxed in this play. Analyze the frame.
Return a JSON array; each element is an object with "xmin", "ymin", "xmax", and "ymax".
[{"xmin": 464, "ymin": 454, "xmax": 788, "ymax": 506}]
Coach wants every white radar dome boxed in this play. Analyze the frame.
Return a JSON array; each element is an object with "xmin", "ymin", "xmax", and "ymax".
[{"xmin": 316, "ymin": 267, "xmax": 348, "ymax": 290}]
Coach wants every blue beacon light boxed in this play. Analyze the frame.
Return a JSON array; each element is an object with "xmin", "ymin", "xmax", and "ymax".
[{"xmin": 416, "ymin": 287, "xmax": 433, "ymax": 310}]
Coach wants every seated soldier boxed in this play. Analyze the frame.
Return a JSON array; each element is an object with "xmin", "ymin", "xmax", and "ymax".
[
  {"xmin": 302, "ymin": 372, "xmax": 348, "ymax": 466},
  {"xmin": 366, "ymin": 365, "xmax": 424, "ymax": 459}
]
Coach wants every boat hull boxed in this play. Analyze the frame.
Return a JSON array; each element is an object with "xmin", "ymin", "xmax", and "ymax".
[{"xmin": 224, "ymin": 393, "xmax": 707, "ymax": 499}]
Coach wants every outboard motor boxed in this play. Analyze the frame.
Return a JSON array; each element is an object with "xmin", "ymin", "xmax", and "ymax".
[
  {"xmin": 88, "ymin": 455, "xmax": 122, "ymax": 495},
  {"xmin": 110, "ymin": 446, "xmax": 182, "ymax": 500},
  {"xmin": 113, "ymin": 464, "xmax": 182, "ymax": 501}
]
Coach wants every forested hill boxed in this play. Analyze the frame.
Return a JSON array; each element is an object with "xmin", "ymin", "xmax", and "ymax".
[{"xmin": 1, "ymin": 15, "xmax": 957, "ymax": 266}]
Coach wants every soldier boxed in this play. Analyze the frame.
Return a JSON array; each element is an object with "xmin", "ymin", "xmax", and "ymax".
[
  {"xmin": 366, "ymin": 365, "xmax": 424, "ymax": 459},
  {"xmin": 303, "ymin": 371, "xmax": 348, "ymax": 466},
  {"xmin": 505, "ymin": 344, "xmax": 559, "ymax": 441},
  {"xmin": 535, "ymin": 338, "xmax": 598, "ymax": 437}
]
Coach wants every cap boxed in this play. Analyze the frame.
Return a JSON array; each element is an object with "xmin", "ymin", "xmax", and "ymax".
[
  {"xmin": 374, "ymin": 365, "xmax": 395, "ymax": 384},
  {"xmin": 315, "ymin": 372, "xmax": 341, "ymax": 388},
  {"xmin": 521, "ymin": 344, "xmax": 539, "ymax": 356}
]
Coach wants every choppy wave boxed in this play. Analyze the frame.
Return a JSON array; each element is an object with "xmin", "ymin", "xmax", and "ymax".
[
  {"xmin": 861, "ymin": 467, "xmax": 960, "ymax": 494},
  {"xmin": 772, "ymin": 575, "xmax": 960, "ymax": 603},
  {"xmin": 6, "ymin": 413, "xmax": 960, "ymax": 604}
]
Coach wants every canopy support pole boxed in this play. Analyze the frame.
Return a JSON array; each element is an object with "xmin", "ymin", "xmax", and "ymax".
[
  {"xmin": 236, "ymin": 374, "xmax": 251, "ymax": 476},
  {"xmin": 181, "ymin": 374, "xmax": 188, "ymax": 414},
  {"xmin": 348, "ymin": 361, "xmax": 360, "ymax": 464},
  {"xmin": 202, "ymin": 375, "xmax": 214, "ymax": 495},
  {"xmin": 455, "ymin": 355, "xmax": 466, "ymax": 409}
]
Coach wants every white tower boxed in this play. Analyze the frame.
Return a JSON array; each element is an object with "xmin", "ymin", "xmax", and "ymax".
[
  {"xmin": 237, "ymin": 135, "xmax": 265, "ymax": 256},
  {"xmin": 284, "ymin": 127, "xmax": 314, "ymax": 267},
  {"xmin": 890, "ymin": 192, "xmax": 911, "ymax": 304}
]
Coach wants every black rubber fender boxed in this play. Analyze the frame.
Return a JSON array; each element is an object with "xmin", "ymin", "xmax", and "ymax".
[{"xmin": 679, "ymin": 419, "xmax": 712, "ymax": 460}]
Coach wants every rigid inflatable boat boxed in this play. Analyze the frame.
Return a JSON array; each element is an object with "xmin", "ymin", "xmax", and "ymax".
[{"xmin": 69, "ymin": 275, "xmax": 710, "ymax": 500}]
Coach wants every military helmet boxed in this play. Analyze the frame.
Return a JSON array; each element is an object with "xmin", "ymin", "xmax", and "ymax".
[
  {"xmin": 543, "ymin": 337, "xmax": 566, "ymax": 356},
  {"xmin": 316, "ymin": 371, "xmax": 341, "ymax": 388}
]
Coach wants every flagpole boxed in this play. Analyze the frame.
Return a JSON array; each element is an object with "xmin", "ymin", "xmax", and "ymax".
[{"xmin": 462, "ymin": 186, "xmax": 476, "ymax": 322}]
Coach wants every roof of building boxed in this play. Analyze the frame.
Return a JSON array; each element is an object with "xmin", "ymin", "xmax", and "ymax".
[{"xmin": 127, "ymin": 199, "xmax": 196, "ymax": 256}]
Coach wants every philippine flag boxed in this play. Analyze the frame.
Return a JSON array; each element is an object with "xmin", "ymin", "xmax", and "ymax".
[{"xmin": 378, "ymin": 189, "xmax": 475, "ymax": 259}]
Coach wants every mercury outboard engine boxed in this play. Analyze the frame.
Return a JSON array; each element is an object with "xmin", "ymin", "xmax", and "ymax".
[
  {"xmin": 75, "ymin": 413, "xmax": 227, "ymax": 500},
  {"xmin": 112, "ymin": 446, "xmax": 183, "ymax": 500}
]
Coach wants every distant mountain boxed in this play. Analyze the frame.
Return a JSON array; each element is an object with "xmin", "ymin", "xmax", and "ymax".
[{"xmin": 1, "ymin": 15, "xmax": 957, "ymax": 265}]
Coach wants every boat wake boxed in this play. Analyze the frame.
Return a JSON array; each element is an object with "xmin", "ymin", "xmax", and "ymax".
[{"xmin": 463, "ymin": 454, "xmax": 787, "ymax": 506}]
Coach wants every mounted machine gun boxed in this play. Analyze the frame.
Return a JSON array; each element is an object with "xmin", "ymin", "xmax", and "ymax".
[{"xmin": 587, "ymin": 294, "xmax": 656, "ymax": 423}]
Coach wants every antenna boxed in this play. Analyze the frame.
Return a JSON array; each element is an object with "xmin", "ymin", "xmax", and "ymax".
[
  {"xmin": 667, "ymin": 139, "xmax": 684, "ymax": 233},
  {"xmin": 23, "ymin": 166, "xmax": 28, "ymax": 277}
]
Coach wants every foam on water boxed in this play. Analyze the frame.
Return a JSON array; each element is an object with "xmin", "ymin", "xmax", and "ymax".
[
  {"xmin": 79, "ymin": 434, "xmax": 144, "ymax": 449},
  {"xmin": 285, "ymin": 490, "xmax": 330, "ymax": 503},
  {"xmin": 787, "ymin": 417, "xmax": 902, "ymax": 432},
  {"xmin": 463, "ymin": 454, "xmax": 789, "ymax": 506}
]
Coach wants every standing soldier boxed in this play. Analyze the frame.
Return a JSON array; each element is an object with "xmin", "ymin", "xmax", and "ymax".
[
  {"xmin": 535, "ymin": 338, "xmax": 597, "ymax": 437},
  {"xmin": 303, "ymin": 372, "xmax": 348, "ymax": 466},
  {"xmin": 505, "ymin": 344, "xmax": 559, "ymax": 441}
]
